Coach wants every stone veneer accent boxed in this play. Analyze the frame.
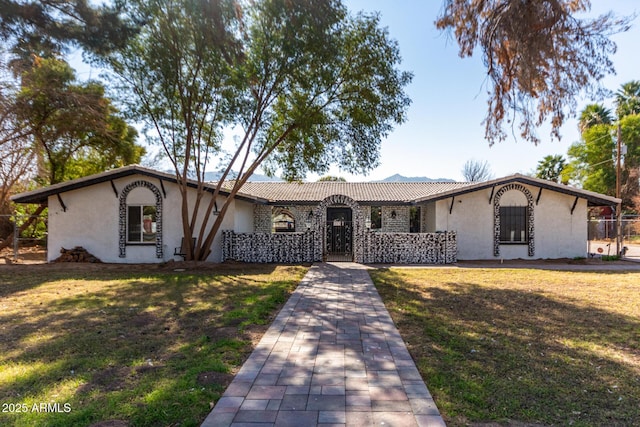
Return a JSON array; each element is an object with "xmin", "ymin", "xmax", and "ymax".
[
  {"xmin": 363, "ymin": 231, "xmax": 456, "ymax": 264},
  {"xmin": 493, "ymin": 184, "xmax": 535, "ymax": 257},
  {"xmin": 313, "ymin": 194, "xmax": 365, "ymax": 261},
  {"xmin": 231, "ymin": 196, "xmax": 457, "ymax": 264},
  {"xmin": 222, "ymin": 229, "xmax": 457, "ymax": 264},
  {"xmin": 118, "ymin": 180, "xmax": 163, "ymax": 259},
  {"xmin": 222, "ymin": 230, "xmax": 321, "ymax": 263},
  {"xmin": 256, "ymin": 203, "xmax": 417, "ymax": 234},
  {"xmin": 382, "ymin": 206, "xmax": 410, "ymax": 232},
  {"xmin": 253, "ymin": 205, "xmax": 272, "ymax": 233}
]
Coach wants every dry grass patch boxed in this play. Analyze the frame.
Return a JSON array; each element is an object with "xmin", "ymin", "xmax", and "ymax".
[
  {"xmin": 0, "ymin": 263, "xmax": 307, "ymax": 427},
  {"xmin": 370, "ymin": 267, "xmax": 640, "ymax": 427}
]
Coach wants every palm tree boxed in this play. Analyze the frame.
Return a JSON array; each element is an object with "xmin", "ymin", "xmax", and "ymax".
[
  {"xmin": 536, "ymin": 154, "xmax": 567, "ymax": 183},
  {"xmin": 578, "ymin": 103, "xmax": 612, "ymax": 134},
  {"xmin": 615, "ymin": 80, "xmax": 640, "ymax": 118}
]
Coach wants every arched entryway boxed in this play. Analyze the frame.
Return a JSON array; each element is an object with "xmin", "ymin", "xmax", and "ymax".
[
  {"xmin": 314, "ymin": 194, "xmax": 363, "ymax": 262},
  {"xmin": 326, "ymin": 206, "xmax": 353, "ymax": 261}
]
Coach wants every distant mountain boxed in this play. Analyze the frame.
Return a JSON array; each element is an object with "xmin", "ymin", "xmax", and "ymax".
[
  {"xmin": 374, "ymin": 173, "xmax": 455, "ymax": 183},
  {"xmin": 203, "ymin": 171, "xmax": 282, "ymax": 182},
  {"xmin": 172, "ymin": 170, "xmax": 451, "ymax": 183}
]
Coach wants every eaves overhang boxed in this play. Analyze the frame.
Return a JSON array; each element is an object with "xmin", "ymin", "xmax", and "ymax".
[
  {"xmin": 10, "ymin": 165, "xmax": 262, "ymax": 205},
  {"xmin": 413, "ymin": 174, "xmax": 621, "ymax": 207}
]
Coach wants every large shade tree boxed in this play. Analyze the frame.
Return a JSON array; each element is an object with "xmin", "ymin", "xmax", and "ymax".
[
  {"xmin": 567, "ymin": 123, "xmax": 615, "ymax": 195},
  {"xmin": 2, "ymin": 1, "xmax": 633, "ymax": 151},
  {"xmin": 0, "ymin": 55, "xmax": 144, "ymax": 250},
  {"xmin": 102, "ymin": 0, "xmax": 412, "ymax": 261},
  {"xmin": 15, "ymin": 56, "xmax": 143, "ymax": 185},
  {"xmin": 0, "ymin": 0, "xmax": 138, "ymax": 74},
  {"xmin": 0, "ymin": 66, "xmax": 34, "ymax": 237},
  {"xmin": 0, "ymin": 1, "xmax": 143, "ymax": 188},
  {"xmin": 567, "ymin": 82, "xmax": 640, "ymax": 210},
  {"xmin": 0, "ymin": 2, "xmax": 141, "ymax": 247},
  {"xmin": 436, "ymin": 0, "xmax": 632, "ymax": 145}
]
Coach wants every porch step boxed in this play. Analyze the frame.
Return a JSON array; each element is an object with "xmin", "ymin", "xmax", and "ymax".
[{"xmin": 325, "ymin": 254, "xmax": 354, "ymax": 262}]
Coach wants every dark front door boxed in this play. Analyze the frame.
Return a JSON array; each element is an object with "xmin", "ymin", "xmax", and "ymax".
[{"xmin": 325, "ymin": 207, "xmax": 353, "ymax": 261}]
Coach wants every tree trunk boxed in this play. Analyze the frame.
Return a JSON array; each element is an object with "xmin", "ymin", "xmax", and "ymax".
[{"xmin": 0, "ymin": 205, "xmax": 46, "ymax": 252}]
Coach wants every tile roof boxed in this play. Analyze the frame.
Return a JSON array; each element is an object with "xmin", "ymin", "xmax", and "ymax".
[
  {"xmin": 11, "ymin": 165, "xmax": 621, "ymax": 208},
  {"xmin": 237, "ymin": 174, "xmax": 621, "ymax": 207},
  {"xmin": 237, "ymin": 181, "xmax": 473, "ymax": 203}
]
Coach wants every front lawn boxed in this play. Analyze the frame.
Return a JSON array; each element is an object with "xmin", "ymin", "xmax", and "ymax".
[
  {"xmin": 371, "ymin": 267, "xmax": 640, "ymax": 427},
  {"xmin": 0, "ymin": 263, "xmax": 307, "ymax": 427}
]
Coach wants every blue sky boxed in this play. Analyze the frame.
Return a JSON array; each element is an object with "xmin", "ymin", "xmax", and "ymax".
[
  {"xmin": 317, "ymin": 0, "xmax": 640, "ymax": 182},
  {"xmin": 71, "ymin": 1, "xmax": 639, "ymax": 182}
]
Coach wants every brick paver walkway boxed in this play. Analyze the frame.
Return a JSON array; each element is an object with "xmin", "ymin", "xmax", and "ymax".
[{"xmin": 202, "ymin": 263, "xmax": 445, "ymax": 427}]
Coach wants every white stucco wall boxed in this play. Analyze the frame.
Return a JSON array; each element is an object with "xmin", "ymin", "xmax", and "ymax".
[
  {"xmin": 434, "ymin": 189, "xmax": 495, "ymax": 260},
  {"xmin": 533, "ymin": 189, "xmax": 587, "ymax": 259},
  {"xmin": 48, "ymin": 181, "xmax": 120, "ymax": 262},
  {"xmin": 47, "ymin": 175, "xmax": 241, "ymax": 263},
  {"xmin": 233, "ymin": 199, "xmax": 256, "ymax": 233},
  {"xmin": 433, "ymin": 184, "xmax": 588, "ymax": 260},
  {"xmin": 422, "ymin": 203, "xmax": 437, "ymax": 233}
]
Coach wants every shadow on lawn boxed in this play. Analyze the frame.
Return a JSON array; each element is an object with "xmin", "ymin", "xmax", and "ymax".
[
  {"xmin": 0, "ymin": 264, "xmax": 301, "ymax": 427},
  {"xmin": 371, "ymin": 269, "xmax": 640, "ymax": 427}
]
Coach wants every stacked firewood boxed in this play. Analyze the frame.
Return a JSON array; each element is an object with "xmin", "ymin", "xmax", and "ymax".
[{"xmin": 55, "ymin": 246, "xmax": 101, "ymax": 263}]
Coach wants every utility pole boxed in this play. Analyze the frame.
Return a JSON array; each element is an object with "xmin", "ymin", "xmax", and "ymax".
[{"xmin": 616, "ymin": 123, "xmax": 622, "ymax": 256}]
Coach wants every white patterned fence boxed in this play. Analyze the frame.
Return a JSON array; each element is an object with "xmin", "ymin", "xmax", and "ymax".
[
  {"xmin": 222, "ymin": 230, "xmax": 321, "ymax": 263},
  {"xmin": 363, "ymin": 231, "xmax": 457, "ymax": 264},
  {"xmin": 222, "ymin": 230, "xmax": 457, "ymax": 264}
]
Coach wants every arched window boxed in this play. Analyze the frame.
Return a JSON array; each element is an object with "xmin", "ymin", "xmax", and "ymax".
[
  {"xmin": 119, "ymin": 180, "xmax": 163, "ymax": 258},
  {"xmin": 494, "ymin": 184, "xmax": 534, "ymax": 257},
  {"xmin": 498, "ymin": 190, "xmax": 528, "ymax": 244},
  {"xmin": 272, "ymin": 207, "xmax": 295, "ymax": 232}
]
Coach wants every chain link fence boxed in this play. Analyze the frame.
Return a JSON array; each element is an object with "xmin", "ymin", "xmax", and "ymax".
[
  {"xmin": 588, "ymin": 215, "xmax": 640, "ymax": 260},
  {"xmin": 0, "ymin": 213, "xmax": 48, "ymax": 263}
]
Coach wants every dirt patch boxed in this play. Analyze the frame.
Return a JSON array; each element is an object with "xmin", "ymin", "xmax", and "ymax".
[
  {"xmin": 211, "ymin": 326, "xmax": 240, "ymax": 340},
  {"xmin": 129, "ymin": 311, "xmax": 159, "ymax": 328},
  {"xmin": 133, "ymin": 365, "xmax": 162, "ymax": 375},
  {"xmin": 78, "ymin": 367, "xmax": 131, "ymax": 393},
  {"xmin": 196, "ymin": 371, "xmax": 234, "ymax": 386},
  {"xmin": 0, "ymin": 256, "xmax": 290, "ymax": 274},
  {"xmin": 242, "ymin": 324, "xmax": 270, "ymax": 346},
  {"xmin": 0, "ymin": 245, "xmax": 46, "ymax": 264}
]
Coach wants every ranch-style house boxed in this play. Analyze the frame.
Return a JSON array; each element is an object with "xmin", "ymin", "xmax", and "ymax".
[{"xmin": 11, "ymin": 165, "xmax": 620, "ymax": 264}]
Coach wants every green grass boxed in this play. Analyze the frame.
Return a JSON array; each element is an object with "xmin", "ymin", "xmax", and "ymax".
[
  {"xmin": 0, "ymin": 263, "xmax": 307, "ymax": 427},
  {"xmin": 370, "ymin": 267, "xmax": 640, "ymax": 427}
]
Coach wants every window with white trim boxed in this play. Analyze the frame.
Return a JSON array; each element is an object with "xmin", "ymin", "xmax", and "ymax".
[{"xmin": 127, "ymin": 205, "xmax": 157, "ymax": 243}]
